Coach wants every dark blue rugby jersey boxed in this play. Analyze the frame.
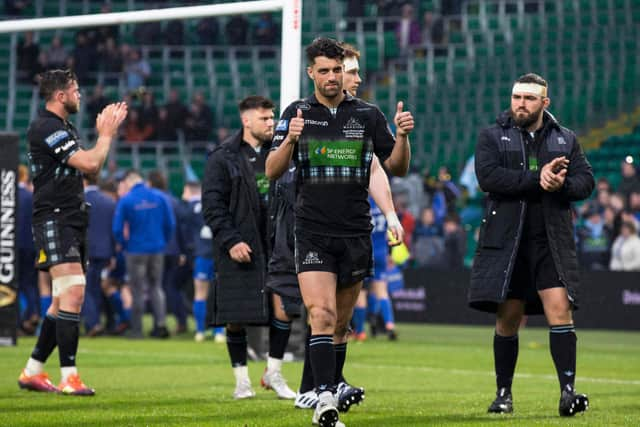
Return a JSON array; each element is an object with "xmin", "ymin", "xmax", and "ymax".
[
  {"xmin": 272, "ymin": 93, "xmax": 395, "ymax": 236},
  {"xmin": 27, "ymin": 109, "xmax": 85, "ymax": 225}
]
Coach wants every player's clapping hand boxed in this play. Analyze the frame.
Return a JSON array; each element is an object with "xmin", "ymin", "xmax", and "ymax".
[
  {"xmin": 288, "ymin": 109, "xmax": 305, "ymax": 144},
  {"xmin": 229, "ymin": 241, "xmax": 252, "ymax": 263},
  {"xmin": 394, "ymin": 101, "xmax": 414, "ymax": 137},
  {"xmin": 540, "ymin": 156, "xmax": 569, "ymax": 192},
  {"xmin": 96, "ymin": 102, "xmax": 128, "ymax": 137}
]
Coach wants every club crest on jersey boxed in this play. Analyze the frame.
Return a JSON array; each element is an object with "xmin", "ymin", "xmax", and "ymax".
[
  {"xmin": 45, "ymin": 130, "xmax": 70, "ymax": 147},
  {"xmin": 343, "ymin": 117, "xmax": 365, "ymax": 138}
]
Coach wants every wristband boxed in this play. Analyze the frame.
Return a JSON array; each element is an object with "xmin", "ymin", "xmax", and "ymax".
[{"xmin": 386, "ymin": 212, "xmax": 401, "ymax": 229}]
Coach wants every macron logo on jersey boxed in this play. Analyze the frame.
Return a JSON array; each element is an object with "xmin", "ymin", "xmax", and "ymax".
[
  {"xmin": 45, "ymin": 130, "xmax": 70, "ymax": 147},
  {"xmin": 276, "ymin": 120, "xmax": 288, "ymax": 131}
]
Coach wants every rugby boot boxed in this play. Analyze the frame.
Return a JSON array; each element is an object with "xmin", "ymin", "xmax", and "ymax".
[
  {"xmin": 18, "ymin": 370, "xmax": 58, "ymax": 393},
  {"xmin": 487, "ymin": 387, "xmax": 513, "ymax": 413}
]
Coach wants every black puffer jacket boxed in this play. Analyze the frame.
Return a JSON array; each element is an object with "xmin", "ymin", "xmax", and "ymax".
[
  {"xmin": 202, "ymin": 131, "xmax": 269, "ymax": 325},
  {"xmin": 469, "ymin": 110, "xmax": 594, "ymax": 314}
]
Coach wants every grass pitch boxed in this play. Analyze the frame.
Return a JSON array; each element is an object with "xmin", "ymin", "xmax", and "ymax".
[{"xmin": 1, "ymin": 323, "xmax": 639, "ymax": 426}]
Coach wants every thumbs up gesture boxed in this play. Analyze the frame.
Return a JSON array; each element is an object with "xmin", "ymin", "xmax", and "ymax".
[
  {"xmin": 394, "ymin": 101, "xmax": 414, "ymax": 137},
  {"xmin": 288, "ymin": 108, "xmax": 305, "ymax": 144}
]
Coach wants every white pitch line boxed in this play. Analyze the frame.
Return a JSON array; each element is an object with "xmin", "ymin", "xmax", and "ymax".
[
  {"xmin": 348, "ymin": 363, "xmax": 640, "ymax": 386},
  {"xmin": 81, "ymin": 348, "xmax": 640, "ymax": 386}
]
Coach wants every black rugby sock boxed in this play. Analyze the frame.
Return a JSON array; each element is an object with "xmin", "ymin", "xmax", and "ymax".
[
  {"xmin": 57, "ymin": 310, "xmax": 80, "ymax": 367},
  {"xmin": 309, "ymin": 334, "xmax": 335, "ymax": 393},
  {"xmin": 268, "ymin": 319, "xmax": 292, "ymax": 360},
  {"xmin": 31, "ymin": 314, "xmax": 57, "ymax": 363},
  {"xmin": 549, "ymin": 324, "xmax": 577, "ymax": 392},
  {"xmin": 299, "ymin": 325, "xmax": 314, "ymax": 393},
  {"xmin": 334, "ymin": 343, "xmax": 347, "ymax": 384},
  {"xmin": 494, "ymin": 332, "xmax": 519, "ymax": 391},
  {"xmin": 226, "ymin": 328, "xmax": 248, "ymax": 367}
]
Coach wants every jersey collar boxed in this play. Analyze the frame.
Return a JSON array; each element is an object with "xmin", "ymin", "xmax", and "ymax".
[{"xmin": 305, "ymin": 91, "xmax": 356, "ymax": 106}]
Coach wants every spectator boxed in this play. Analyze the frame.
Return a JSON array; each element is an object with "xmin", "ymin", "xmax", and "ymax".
[
  {"xmin": 139, "ymin": 90, "xmax": 159, "ymax": 137},
  {"xmin": 165, "ymin": 20, "xmax": 184, "ymax": 46},
  {"xmin": 215, "ymin": 126, "xmax": 230, "ymax": 145},
  {"xmin": 413, "ymin": 206, "xmax": 445, "ymax": 268},
  {"xmin": 133, "ymin": 20, "xmax": 162, "ymax": 45},
  {"xmin": 377, "ymin": 0, "xmax": 403, "ymax": 17},
  {"xmin": 147, "ymin": 170, "xmax": 189, "ymax": 335},
  {"xmin": 100, "ymin": 37, "xmax": 123, "ymax": 86},
  {"xmin": 124, "ymin": 48, "xmax": 151, "ymax": 91},
  {"xmin": 421, "ymin": 11, "xmax": 444, "ymax": 48},
  {"xmin": 394, "ymin": 192, "xmax": 416, "ymax": 249},
  {"xmin": 395, "ymin": 3, "xmax": 421, "ymax": 55},
  {"xmin": 112, "ymin": 169, "xmax": 176, "ymax": 339},
  {"xmin": 164, "ymin": 88, "xmax": 188, "ymax": 136},
  {"xmin": 86, "ymin": 85, "xmax": 111, "ymax": 138},
  {"xmin": 123, "ymin": 109, "xmax": 154, "ymax": 143},
  {"xmin": 70, "ymin": 31, "xmax": 97, "ymax": 85},
  {"xmin": 44, "ymin": 36, "xmax": 69, "ymax": 70},
  {"xmin": 196, "ymin": 17, "xmax": 219, "ymax": 45},
  {"xmin": 94, "ymin": 4, "xmax": 119, "ymax": 47},
  {"xmin": 344, "ymin": 0, "xmax": 366, "ymax": 31},
  {"xmin": 17, "ymin": 31, "xmax": 39, "ymax": 83},
  {"xmin": 596, "ymin": 176, "xmax": 612, "ymax": 194},
  {"xmin": 413, "ymin": 206, "xmax": 442, "ymax": 239},
  {"xmin": 618, "ymin": 158, "xmax": 640, "ymax": 202},
  {"xmin": 185, "ymin": 92, "xmax": 213, "ymax": 142},
  {"xmin": 156, "ymin": 108, "xmax": 178, "ymax": 142},
  {"xmin": 438, "ymin": 166, "xmax": 462, "ymax": 213},
  {"xmin": 5, "ymin": 0, "xmax": 29, "ymax": 16},
  {"xmin": 609, "ymin": 192, "xmax": 627, "ymax": 239},
  {"xmin": 82, "ymin": 174, "xmax": 117, "ymax": 336},
  {"xmin": 577, "ymin": 206, "xmax": 611, "ymax": 270},
  {"xmin": 609, "ymin": 220, "xmax": 640, "ymax": 271},
  {"xmin": 442, "ymin": 214, "xmax": 467, "ymax": 269},
  {"xmin": 346, "ymin": 0, "xmax": 365, "ymax": 17},
  {"xmin": 225, "ymin": 15, "xmax": 249, "ymax": 45},
  {"xmin": 254, "ymin": 13, "xmax": 277, "ymax": 45},
  {"xmin": 630, "ymin": 190, "xmax": 640, "ymax": 222}
]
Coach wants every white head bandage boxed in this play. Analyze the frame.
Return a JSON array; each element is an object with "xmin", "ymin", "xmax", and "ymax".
[
  {"xmin": 344, "ymin": 57, "xmax": 360, "ymax": 72},
  {"xmin": 512, "ymin": 82, "xmax": 547, "ymax": 97}
]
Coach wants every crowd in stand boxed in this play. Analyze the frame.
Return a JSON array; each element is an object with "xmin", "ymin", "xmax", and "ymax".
[{"xmin": 574, "ymin": 159, "xmax": 640, "ymax": 271}]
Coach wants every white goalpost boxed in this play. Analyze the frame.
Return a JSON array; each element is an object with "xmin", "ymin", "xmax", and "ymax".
[{"xmin": 0, "ymin": 0, "xmax": 303, "ymax": 109}]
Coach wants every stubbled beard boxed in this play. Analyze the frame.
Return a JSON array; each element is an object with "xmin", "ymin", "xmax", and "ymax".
[
  {"xmin": 64, "ymin": 100, "xmax": 79, "ymax": 114},
  {"xmin": 251, "ymin": 130, "xmax": 273, "ymax": 143}
]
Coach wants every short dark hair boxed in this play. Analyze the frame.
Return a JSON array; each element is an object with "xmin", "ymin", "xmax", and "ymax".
[
  {"xmin": 238, "ymin": 95, "xmax": 275, "ymax": 114},
  {"xmin": 515, "ymin": 73, "xmax": 548, "ymax": 88},
  {"xmin": 38, "ymin": 69, "xmax": 77, "ymax": 101},
  {"xmin": 339, "ymin": 41, "xmax": 360, "ymax": 60},
  {"xmin": 147, "ymin": 169, "xmax": 167, "ymax": 190},
  {"xmin": 305, "ymin": 37, "xmax": 344, "ymax": 65}
]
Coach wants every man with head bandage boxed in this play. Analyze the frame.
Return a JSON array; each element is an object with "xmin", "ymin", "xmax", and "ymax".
[{"xmin": 469, "ymin": 73, "xmax": 594, "ymax": 417}]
